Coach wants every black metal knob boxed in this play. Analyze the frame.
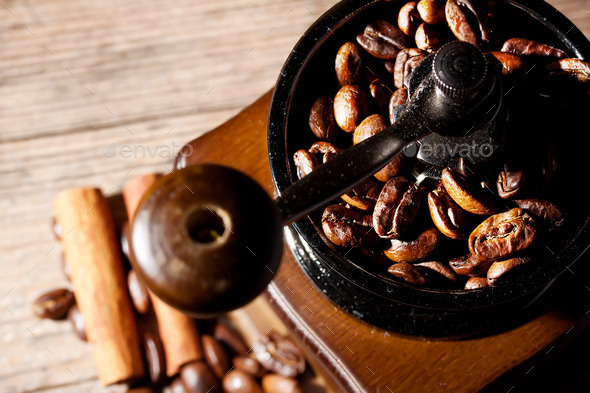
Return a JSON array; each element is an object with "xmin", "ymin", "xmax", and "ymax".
[{"xmin": 432, "ymin": 41, "xmax": 488, "ymax": 99}]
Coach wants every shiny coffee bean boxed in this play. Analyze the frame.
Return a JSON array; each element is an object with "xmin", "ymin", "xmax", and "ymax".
[
  {"xmin": 469, "ymin": 208, "xmax": 537, "ymax": 261},
  {"xmin": 369, "ymin": 78, "xmax": 393, "ymax": 116},
  {"xmin": 394, "ymin": 48, "xmax": 426, "ymax": 89},
  {"xmin": 415, "ymin": 23, "xmax": 446, "ymax": 53},
  {"xmin": 384, "ymin": 226, "xmax": 441, "ymax": 263},
  {"xmin": 32, "ymin": 288, "xmax": 75, "ymax": 320},
  {"xmin": 180, "ymin": 361, "xmax": 220, "ymax": 393},
  {"xmin": 415, "ymin": 261, "xmax": 459, "ymax": 283},
  {"xmin": 398, "ymin": 1, "xmax": 422, "ymax": 36},
  {"xmin": 488, "ymin": 51, "xmax": 527, "ymax": 78},
  {"xmin": 308, "ymin": 141, "xmax": 342, "ymax": 157},
  {"xmin": 441, "ymin": 168, "xmax": 496, "ymax": 215},
  {"xmin": 261, "ymin": 374, "xmax": 303, "ymax": 393},
  {"xmin": 487, "ymin": 257, "xmax": 532, "ymax": 286},
  {"xmin": 252, "ymin": 332, "xmax": 305, "ymax": 378},
  {"xmin": 233, "ymin": 356, "xmax": 267, "ymax": 378},
  {"xmin": 340, "ymin": 177, "xmax": 381, "ymax": 211},
  {"xmin": 388, "ymin": 262, "xmax": 427, "ymax": 285},
  {"xmin": 333, "ymin": 85, "xmax": 369, "ymax": 132},
  {"xmin": 513, "ymin": 198, "xmax": 565, "ymax": 231},
  {"xmin": 449, "ymin": 254, "xmax": 493, "ymax": 277},
  {"xmin": 67, "ymin": 304, "xmax": 87, "ymax": 341},
  {"xmin": 465, "ymin": 276, "xmax": 490, "ymax": 290},
  {"xmin": 427, "ymin": 185, "xmax": 470, "ymax": 240},
  {"xmin": 222, "ymin": 370, "xmax": 262, "ymax": 393},
  {"xmin": 293, "ymin": 150, "xmax": 318, "ymax": 180},
  {"xmin": 496, "ymin": 163, "xmax": 524, "ymax": 199},
  {"xmin": 445, "ymin": 0, "xmax": 491, "ymax": 45},
  {"xmin": 356, "ymin": 20, "xmax": 408, "ymax": 59},
  {"xmin": 170, "ymin": 377, "xmax": 188, "ymax": 393},
  {"xmin": 546, "ymin": 58, "xmax": 590, "ymax": 84},
  {"xmin": 501, "ymin": 38, "xmax": 567, "ymax": 58},
  {"xmin": 417, "ymin": 0, "xmax": 446, "ymax": 24},
  {"xmin": 373, "ymin": 176, "xmax": 422, "ymax": 239},
  {"xmin": 143, "ymin": 331, "xmax": 166, "ymax": 386},
  {"xmin": 309, "ymin": 95, "xmax": 338, "ymax": 141},
  {"xmin": 213, "ymin": 322, "xmax": 249, "ymax": 357},
  {"xmin": 322, "ymin": 204, "xmax": 380, "ymax": 248},
  {"xmin": 202, "ymin": 334, "xmax": 231, "ymax": 379},
  {"xmin": 335, "ymin": 42, "xmax": 363, "ymax": 86},
  {"xmin": 128, "ymin": 269, "xmax": 150, "ymax": 314},
  {"xmin": 389, "ymin": 87, "xmax": 409, "ymax": 124}
]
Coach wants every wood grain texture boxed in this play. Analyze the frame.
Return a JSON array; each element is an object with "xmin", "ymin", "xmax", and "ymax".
[{"xmin": 0, "ymin": 0, "xmax": 587, "ymax": 392}]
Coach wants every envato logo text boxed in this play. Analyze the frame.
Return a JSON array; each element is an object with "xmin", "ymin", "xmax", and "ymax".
[
  {"xmin": 409, "ymin": 141, "xmax": 494, "ymax": 159},
  {"xmin": 103, "ymin": 142, "xmax": 194, "ymax": 159}
]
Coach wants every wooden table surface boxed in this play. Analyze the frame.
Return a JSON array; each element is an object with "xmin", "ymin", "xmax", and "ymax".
[{"xmin": 0, "ymin": 1, "xmax": 588, "ymax": 392}]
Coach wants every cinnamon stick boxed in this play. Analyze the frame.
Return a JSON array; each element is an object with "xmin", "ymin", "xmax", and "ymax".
[
  {"xmin": 53, "ymin": 187, "xmax": 144, "ymax": 385},
  {"xmin": 123, "ymin": 173, "xmax": 204, "ymax": 377}
]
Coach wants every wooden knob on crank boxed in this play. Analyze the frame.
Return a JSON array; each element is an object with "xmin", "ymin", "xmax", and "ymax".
[{"xmin": 128, "ymin": 164, "xmax": 283, "ymax": 317}]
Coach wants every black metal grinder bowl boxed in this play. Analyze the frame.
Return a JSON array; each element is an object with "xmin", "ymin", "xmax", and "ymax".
[{"xmin": 267, "ymin": 0, "xmax": 590, "ymax": 337}]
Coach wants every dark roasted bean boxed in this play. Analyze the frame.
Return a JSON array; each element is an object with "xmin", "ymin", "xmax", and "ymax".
[
  {"xmin": 67, "ymin": 304, "xmax": 87, "ymax": 341},
  {"xmin": 398, "ymin": 1, "xmax": 422, "ymax": 36},
  {"xmin": 373, "ymin": 176, "xmax": 422, "ymax": 239},
  {"xmin": 415, "ymin": 23, "xmax": 446, "ymax": 53},
  {"xmin": 333, "ymin": 85, "xmax": 369, "ymax": 132},
  {"xmin": 415, "ymin": 261, "xmax": 459, "ymax": 283},
  {"xmin": 394, "ymin": 48, "xmax": 426, "ymax": 89},
  {"xmin": 417, "ymin": 0, "xmax": 446, "ymax": 24},
  {"xmin": 356, "ymin": 20, "xmax": 408, "ymax": 59},
  {"xmin": 222, "ymin": 370, "xmax": 263, "ymax": 393},
  {"xmin": 322, "ymin": 205, "xmax": 379, "ymax": 248},
  {"xmin": 389, "ymin": 87, "xmax": 409, "ymax": 124},
  {"xmin": 340, "ymin": 177, "xmax": 381, "ymax": 211},
  {"xmin": 487, "ymin": 257, "xmax": 532, "ymax": 286},
  {"xmin": 496, "ymin": 163, "xmax": 524, "ymax": 199},
  {"xmin": 128, "ymin": 269, "xmax": 150, "ymax": 314},
  {"xmin": 32, "ymin": 288, "xmax": 75, "ymax": 320},
  {"xmin": 427, "ymin": 185, "xmax": 471, "ymax": 240},
  {"xmin": 384, "ymin": 227, "xmax": 441, "ymax": 263},
  {"xmin": 309, "ymin": 95, "xmax": 338, "ymax": 141},
  {"xmin": 202, "ymin": 334, "xmax": 231, "ymax": 379},
  {"xmin": 546, "ymin": 58, "xmax": 590, "ymax": 84},
  {"xmin": 501, "ymin": 38, "xmax": 567, "ymax": 58},
  {"xmin": 388, "ymin": 262, "xmax": 427, "ymax": 285},
  {"xmin": 513, "ymin": 198, "xmax": 565, "ymax": 231},
  {"xmin": 445, "ymin": 0, "xmax": 491, "ymax": 45},
  {"xmin": 252, "ymin": 332, "xmax": 306, "ymax": 378},
  {"xmin": 143, "ymin": 331, "xmax": 166, "ymax": 386},
  {"xmin": 449, "ymin": 254, "xmax": 493, "ymax": 276},
  {"xmin": 261, "ymin": 374, "xmax": 303, "ymax": 393},
  {"xmin": 293, "ymin": 150, "xmax": 318, "ymax": 179},
  {"xmin": 335, "ymin": 42, "xmax": 363, "ymax": 86},
  {"xmin": 465, "ymin": 276, "xmax": 490, "ymax": 289},
  {"xmin": 469, "ymin": 208, "xmax": 537, "ymax": 261},
  {"xmin": 441, "ymin": 168, "xmax": 496, "ymax": 215},
  {"xmin": 233, "ymin": 356, "xmax": 267, "ymax": 378},
  {"xmin": 213, "ymin": 322, "xmax": 249, "ymax": 357},
  {"xmin": 488, "ymin": 51, "xmax": 528, "ymax": 78},
  {"xmin": 369, "ymin": 78, "xmax": 393, "ymax": 116},
  {"xmin": 180, "ymin": 361, "xmax": 220, "ymax": 393},
  {"xmin": 308, "ymin": 141, "xmax": 342, "ymax": 156}
]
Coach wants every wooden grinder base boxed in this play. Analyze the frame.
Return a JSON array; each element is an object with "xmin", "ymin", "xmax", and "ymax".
[{"xmin": 182, "ymin": 90, "xmax": 587, "ymax": 393}]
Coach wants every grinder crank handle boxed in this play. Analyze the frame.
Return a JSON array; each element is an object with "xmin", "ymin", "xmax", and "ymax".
[{"xmin": 128, "ymin": 42, "xmax": 502, "ymax": 317}]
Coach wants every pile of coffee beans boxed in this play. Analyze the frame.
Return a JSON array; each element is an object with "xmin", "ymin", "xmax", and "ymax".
[
  {"xmin": 293, "ymin": 0, "xmax": 589, "ymax": 290},
  {"xmin": 33, "ymin": 219, "xmax": 309, "ymax": 393}
]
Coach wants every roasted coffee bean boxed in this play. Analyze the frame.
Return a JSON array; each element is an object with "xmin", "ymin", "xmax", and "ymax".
[
  {"xmin": 398, "ymin": 1, "xmax": 422, "ymax": 36},
  {"xmin": 202, "ymin": 334, "xmax": 231, "ymax": 379},
  {"xmin": 213, "ymin": 322, "xmax": 249, "ymax": 357},
  {"xmin": 308, "ymin": 141, "xmax": 342, "ymax": 157},
  {"xmin": 335, "ymin": 42, "xmax": 363, "ymax": 86},
  {"xmin": 547, "ymin": 58, "xmax": 590, "ymax": 84},
  {"xmin": 128, "ymin": 269, "xmax": 150, "ymax": 314},
  {"xmin": 261, "ymin": 374, "xmax": 303, "ymax": 393},
  {"xmin": 487, "ymin": 257, "xmax": 532, "ymax": 286},
  {"xmin": 369, "ymin": 78, "xmax": 393, "ymax": 116},
  {"xmin": 415, "ymin": 23, "xmax": 446, "ymax": 53},
  {"xmin": 469, "ymin": 208, "xmax": 537, "ymax": 261},
  {"xmin": 373, "ymin": 176, "xmax": 422, "ymax": 239},
  {"xmin": 143, "ymin": 331, "xmax": 166, "ymax": 386},
  {"xmin": 441, "ymin": 168, "xmax": 496, "ymax": 215},
  {"xmin": 384, "ymin": 226, "xmax": 441, "ymax": 263},
  {"xmin": 233, "ymin": 356, "xmax": 267, "ymax": 378},
  {"xmin": 465, "ymin": 276, "xmax": 490, "ymax": 289},
  {"xmin": 67, "ymin": 304, "xmax": 87, "ymax": 341},
  {"xmin": 222, "ymin": 370, "xmax": 262, "ymax": 393},
  {"xmin": 488, "ymin": 51, "xmax": 527, "ymax": 78},
  {"xmin": 415, "ymin": 261, "xmax": 459, "ymax": 283},
  {"xmin": 388, "ymin": 262, "xmax": 427, "ymax": 285},
  {"xmin": 252, "ymin": 332, "xmax": 305, "ymax": 378},
  {"xmin": 449, "ymin": 254, "xmax": 493, "ymax": 276},
  {"xmin": 32, "ymin": 288, "xmax": 75, "ymax": 320},
  {"xmin": 309, "ymin": 95, "xmax": 338, "ymax": 141},
  {"xmin": 322, "ymin": 205, "xmax": 380, "ymax": 248},
  {"xmin": 170, "ymin": 377, "xmax": 188, "ymax": 393},
  {"xmin": 445, "ymin": 0, "xmax": 491, "ymax": 45},
  {"xmin": 356, "ymin": 20, "xmax": 408, "ymax": 59},
  {"xmin": 427, "ymin": 185, "xmax": 471, "ymax": 240},
  {"xmin": 513, "ymin": 198, "xmax": 564, "ymax": 231},
  {"xmin": 180, "ymin": 361, "xmax": 220, "ymax": 393},
  {"xmin": 394, "ymin": 48, "xmax": 426, "ymax": 89},
  {"xmin": 340, "ymin": 177, "xmax": 381, "ymax": 211},
  {"xmin": 501, "ymin": 38, "xmax": 567, "ymax": 58},
  {"xmin": 333, "ymin": 85, "xmax": 369, "ymax": 132},
  {"xmin": 496, "ymin": 163, "xmax": 524, "ymax": 199},
  {"xmin": 417, "ymin": 0, "xmax": 446, "ymax": 24},
  {"xmin": 389, "ymin": 87, "xmax": 409, "ymax": 124},
  {"xmin": 293, "ymin": 150, "xmax": 318, "ymax": 179}
]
